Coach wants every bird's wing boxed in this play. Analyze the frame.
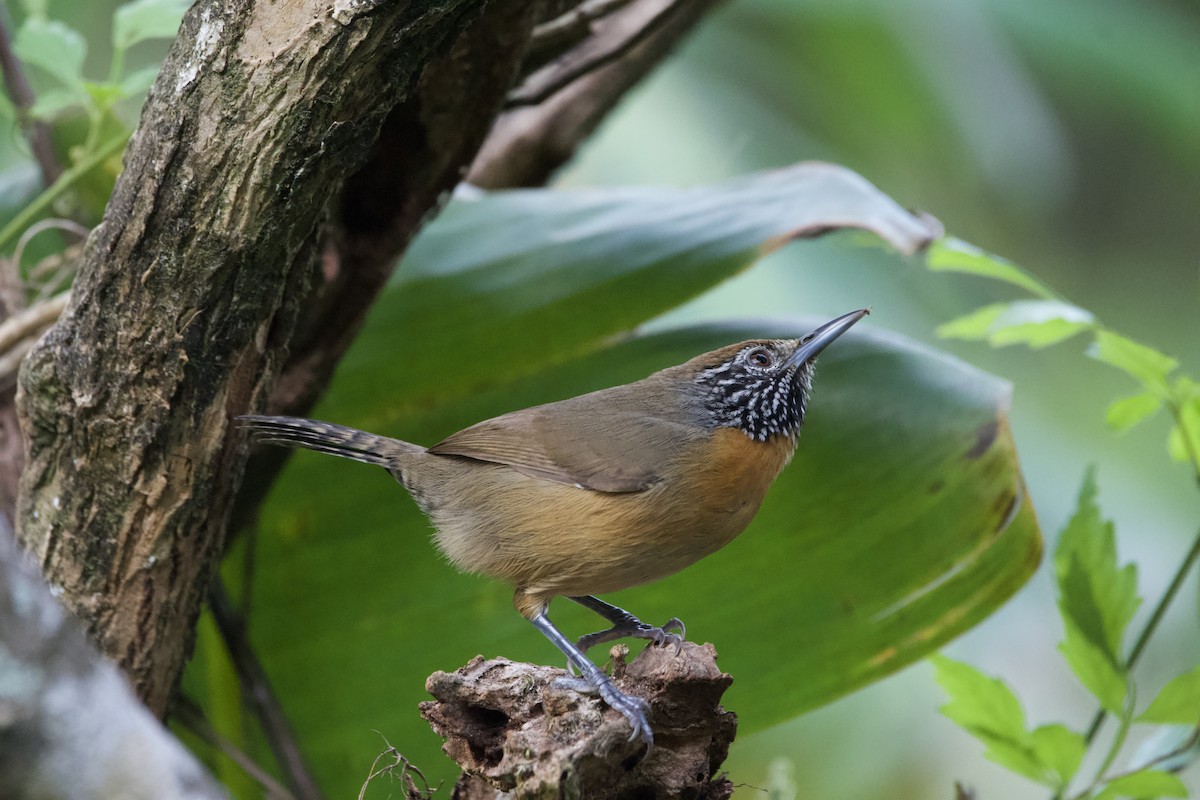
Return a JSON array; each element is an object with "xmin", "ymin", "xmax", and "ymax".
[{"xmin": 427, "ymin": 402, "xmax": 704, "ymax": 493}]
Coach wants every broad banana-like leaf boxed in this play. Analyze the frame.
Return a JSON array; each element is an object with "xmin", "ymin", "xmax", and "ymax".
[
  {"xmin": 332, "ymin": 162, "xmax": 939, "ymax": 418},
  {"xmin": 196, "ymin": 165, "xmax": 1037, "ymax": 793}
]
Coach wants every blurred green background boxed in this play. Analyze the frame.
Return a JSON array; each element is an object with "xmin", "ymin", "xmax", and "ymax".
[{"xmin": 3, "ymin": 0, "xmax": 1197, "ymax": 797}]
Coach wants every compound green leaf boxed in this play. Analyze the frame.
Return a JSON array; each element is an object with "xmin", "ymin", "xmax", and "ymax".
[{"xmin": 932, "ymin": 657, "xmax": 1082, "ymax": 788}]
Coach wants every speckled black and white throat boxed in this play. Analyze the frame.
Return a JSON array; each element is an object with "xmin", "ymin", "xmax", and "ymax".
[{"xmin": 695, "ymin": 348, "xmax": 815, "ymax": 442}]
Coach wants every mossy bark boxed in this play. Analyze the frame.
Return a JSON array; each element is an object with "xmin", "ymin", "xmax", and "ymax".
[{"xmin": 14, "ymin": 0, "xmax": 493, "ymax": 715}]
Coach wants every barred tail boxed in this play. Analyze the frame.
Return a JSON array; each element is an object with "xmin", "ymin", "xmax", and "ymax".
[{"xmin": 237, "ymin": 415, "xmax": 420, "ymax": 467}]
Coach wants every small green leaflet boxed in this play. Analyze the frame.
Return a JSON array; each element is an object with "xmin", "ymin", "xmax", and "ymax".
[
  {"xmin": 1088, "ymin": 330, "xmax": 1179, "ymax": 395},
  {"xmin": 1139, "ymin": 665, "xmax": 1200, "ymax": 724},
  {"xmin": 1054, "ymin": 468, "xmax": 1139, "ymax": 711},
  {"xmin": 925, "ymin": 238, "xmax": 1056, "ymax": 299},
  {"xmin": 931, "ymin": 656, "xmax": 1084, "ymax": 788},
  {"xmin": 13, "ymin": 18, "xmax": 86, "ymax": 91},
  {"xmin": 1093, "ymin": 769, "xmax": 1189, "ymax": 800},
  {"xmin": 1105, "ymin": 392, "xmax": 1163, "ymax": 434},
  {"xmin": 113, "ymin": 0, "xmax": 188, "ymax": 51},
  {"xmin": 1166, "ymin": 388, "xmax": 1200, "ymax": 464},
  {"xmin": 937, "ymin": 299, "xmax": 1093, "ymax": 349}
]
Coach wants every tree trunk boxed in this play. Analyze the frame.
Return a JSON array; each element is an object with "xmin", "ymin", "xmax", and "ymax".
[{"xmin": 15, "ymin": 0, "xmax": 489, "ymax": 716}]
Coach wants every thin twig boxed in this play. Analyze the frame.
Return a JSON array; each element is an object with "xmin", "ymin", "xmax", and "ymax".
[
  {"xmin": 175, "ymin": 698, "xmax": 296, "ymax": 800},
  {"xmin": 0, "ymin": 291, "xmax": 67, "ymax": 387},
  {"xmin": 0, "ymin": 8, "xmax": 63, "ymax": 185},
  {"xmin": 1103, "ymin": 723, "xmax": 1200, "ymax": 784},
  {"xmin": 209, "ymin": 579, "xmax": 326, "ymax": 800},
  {"xmin": 357, "ymin": 733, "xmax": 435, "ymax": 800}
]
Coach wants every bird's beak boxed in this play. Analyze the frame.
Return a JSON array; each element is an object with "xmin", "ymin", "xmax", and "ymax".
[{"xmin": 785, "ymin": 308, "xmax": 870, "ymax": 369}]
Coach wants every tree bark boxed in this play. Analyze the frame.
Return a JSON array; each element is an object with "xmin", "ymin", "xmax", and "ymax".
[
  {"xmin": 421, "ymin": 643, "xmax": 737, "ymax": 800},
  {"xmin": 470, "ymin": 0, "xmax": 725, "ymax": 189},
  {"xmin": 15, "ymin": 0, "xmax": 487, "ymax": 716}
]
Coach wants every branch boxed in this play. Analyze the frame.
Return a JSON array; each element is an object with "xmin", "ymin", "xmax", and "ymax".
[
  {"xmin": 469, "ymin": 0, "xmax": 725, "ymax": 189},
  {"xmin": 0, "ymin": 514, "xmax": 224, "ymax": 798},
  {"xmin": 209, "ymin": 580, "xmax": 322, "ymax": 800},
  {"xmin": 421, "ymin": 643, "xmax": 736, "ymax": 799},
  {"xmin": 0, "ymin": 9, "xmax": 62, "ymax": 187}
]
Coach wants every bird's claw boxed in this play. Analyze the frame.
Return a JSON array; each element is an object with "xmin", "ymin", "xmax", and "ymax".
[
  {"xmin": 598, "ymin": 685, "xmax": 654, "ymax": 749},
  {"xmin": 577, "ymin": 616, "xmax": 687, "ymax": 655},
  {"xmin": 554, "ymin": 675, "xmax": 653, "ymax": 751}
]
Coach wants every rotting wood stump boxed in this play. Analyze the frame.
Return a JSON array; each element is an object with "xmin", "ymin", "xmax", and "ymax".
[{"xmin": 421, "ymin": 641, "xmax": 737, "ymax": 799}]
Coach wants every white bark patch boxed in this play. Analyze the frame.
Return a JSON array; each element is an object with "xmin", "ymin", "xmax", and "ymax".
[{"xmin": 176, "ymin": 6, "xmax": 225, "ymax": 96}]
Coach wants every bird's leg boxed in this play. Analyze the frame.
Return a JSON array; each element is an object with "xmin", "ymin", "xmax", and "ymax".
[
  {"xmin": 530, "ymin": 612, "xmax": 654, "ymax": 749},
  {"xmin": 569, "ymin": 595, "xmax": 686, "ymax": 654}
]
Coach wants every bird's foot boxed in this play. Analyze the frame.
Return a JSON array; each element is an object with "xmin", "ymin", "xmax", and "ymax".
[
  {"xmin": 577, "ymin": 616, "xmax": 686, "ymax": 655},
  {"xmin": 600, "ymin": 681, "xmax": 654, "ymax": 748},
  {"xmin": 531, "ymin": 610, "xmax": 655, "ymax": 751},
  {"xmin": 553, "ymin": 670, "xmax": 653, "ymax": 749}
]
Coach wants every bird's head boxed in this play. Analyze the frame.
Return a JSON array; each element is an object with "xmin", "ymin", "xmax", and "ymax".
[{"xmin": 690, "ymin": 309, "xmax": 868, "ymax": 442}]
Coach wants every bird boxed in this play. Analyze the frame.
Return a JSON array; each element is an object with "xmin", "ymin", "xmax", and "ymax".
[{"xmin": 239, "ymin": 308, "xmax": 868, "ymax": 750}]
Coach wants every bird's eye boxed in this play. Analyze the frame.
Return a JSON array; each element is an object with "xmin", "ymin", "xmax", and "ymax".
[{"xmin": 747, "ymin": 347, "xmax": 774, "ymax": 368}]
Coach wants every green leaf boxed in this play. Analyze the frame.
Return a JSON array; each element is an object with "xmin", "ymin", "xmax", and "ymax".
[
  {"xmin": 28, "ymin": 87, "xmax": 82, "ymax": 120},
  {"xmin": 1139, "ymin": 665, "xmax": 1200, "ymax": 724},
  {"xmin": 83, "ymin": 81, "xmax": 126, "ymax": 113},
  {"xmin": 375, "ymin": 163, "xmax": 940, "ymax": 410},
  {"xmin": 1054, "ymin": 469, "xmax": 1139, "ymax": 696},
  {"xmin": 1030, "ymin": 723, "xmax": 1086, "ymax": 787},
  {"xmin": 937, "ymin": 303, "xmax": 1006, "ymax": 341},
  {"xmin": 1166, "ymin": 393, "xmax": 1200, "ymax": 465},
  {"xmin": 1095, "ymin": 769, "xmax": 1188, "ymax": 800},
  {"xmin": 1058, "ymin": 618, "xmax": 1128, "ymax": 714},
  {"xmin": 13, "ymin": 19, "xmax": 86, "ymax": 90},
  {"xmin": 118, "ymin": 66, "xmax": 161, "ymax": 98},
  {"xmin": 933, "ymin": 655, "xmax": 1028, "ymax": 742},
  {"xmin": 925, "ymin": 237, "xmax": 1055, "ymax": 299},
  {"xmin": 1105, "ymin": 392, "xmax": 1162, "ymax": 434},
  {"xmin": 932, "ymin": 656, "xmax": 1064, "ymax": 786},
  {"xmin": 1088, "ymin": 330, "xmax": 1178, "ymax": 394},
  {"xmin": 937, "ymin": 300, "xmax": 1093, "ymax": 349},
  {"xmin": 985, "ymin": 300, "xmax": 1094, "ymax": 349},
  {"xmin": 113, "ymin": 0, "xmax": 187, "ymax": 51}
]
